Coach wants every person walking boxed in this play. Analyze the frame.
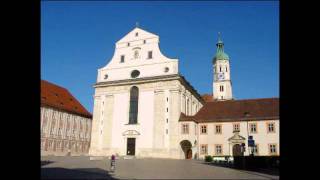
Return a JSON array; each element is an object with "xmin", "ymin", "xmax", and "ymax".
[{"xmin": 110, "ymin": 154, "xmax": 116, "ymax": 173}]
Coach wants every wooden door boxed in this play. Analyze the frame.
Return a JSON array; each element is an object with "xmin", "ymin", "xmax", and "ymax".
[
  {"xmin": 187, "ymin": 149, "xmax": 192, "ymax": 159},
  {"xmin": 233, "ymin": 144, "xmax": 244, "ymax": 156},
  {"xmin": 127, "ymin": 138, "xmax": 135, "ymax": 155}
]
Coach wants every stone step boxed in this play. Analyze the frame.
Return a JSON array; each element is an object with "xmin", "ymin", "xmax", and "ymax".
[{"xmin": 123, "ymin": 156, "xmax": 135, "ymax": 160}]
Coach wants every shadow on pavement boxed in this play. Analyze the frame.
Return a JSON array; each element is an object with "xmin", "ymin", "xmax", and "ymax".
[
  {"xmin": 41, "ymin": 161, "xmax": 54, "ymax": 167},
  {"xmin": 201, "ymin": 162, "xmax": 279, "ymax": 176},
  {"xmin": 41, "ymin": 167, "xmax": 117, "ymax": 179}
]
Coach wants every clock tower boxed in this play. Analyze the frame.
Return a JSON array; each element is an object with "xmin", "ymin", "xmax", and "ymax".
[{"xmin": 212, "ymin": 33, "xmax": 233, "ymax": 101}]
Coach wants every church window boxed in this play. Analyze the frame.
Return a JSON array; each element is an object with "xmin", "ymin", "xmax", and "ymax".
[
  {"xmin": 200, "ymin": 144, "xmax": 208, "ymax": 155},
  {"xmin": 249, "ymin": 123, "xmax": 257, "ymax": 133},
  {"xmin": 131, "ymin": 70, "xmax": 140, "ymax": 78},
  {"xmin": 104, "ymin": 74, "xmax": 108, "ymax": 80},
  {"xmin": 134, "ymin": 50, "xmax": 139, "ymax": 59},
  {"xmin": 187, "ymin": 99, "xmax": 189, "ymax": 115},
  {"xmin": 135, "ymin": 32, "xmax": 138, "ymax": 36},
  {"xmin": 215, "ymin": 125, "xmax": 222, "ymax": 134},
  {"xmin": 220, "ymin": 66, "xmax": 222, "ymax": 72},
  {"xmin": 164, "ymin": 67, "xmax": 169, "ymax": 72},
  {"xmin": 215, "ymin": 144, "xmax": 223, "ymax": 155},
  {"xmin": 143, "ymin": 40, "xmax": 146, "ymax": 44},
  {"xmin": 226, "ymin": 67, "xmax": 228, "ymax": 72},
  {"xmin": 166, "ymin": 108, "xmax": 168, "ymax": 112},
  {"xmin": 127, "ymin": 43, "xmax": 130, "ymax": 46},
  {"xmin": 166, "ymin": 118, "xmax": 168, "ymax": 123},
  {"xmin": 166, "ymin": 97, "xmax": 169, "ymax": 102},
  {"xmin": 120, "ymin": 55, "xmax": 125, "ymax": 63},
  {"xmin": 129, "ymin": 86, "xmax": 139, "ymax": 124},
  {"xmin": 148, "ymin": 51, "xmax": 153, "ymax": 59},
  {"xmin": 220, "ymin": 85, "xmax": 224, "ymax": 92},
  {"xmin": 182, "ymin": 124, "xmax": 189, "ymax": 134}
]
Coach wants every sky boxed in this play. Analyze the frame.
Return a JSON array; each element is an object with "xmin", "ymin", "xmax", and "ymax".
[{"xmin": 41, "ymin": 1, "xmax": 279, "ymax": 113}]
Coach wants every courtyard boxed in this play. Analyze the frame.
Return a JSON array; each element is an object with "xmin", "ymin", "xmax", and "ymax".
[{"xmin": 41, "ymin": 156, "xmax": 279, "ymax": 179}]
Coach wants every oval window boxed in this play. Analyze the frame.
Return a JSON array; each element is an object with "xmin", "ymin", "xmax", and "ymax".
[
  {"xmin": 131, "ymin": 70, "xmax": 140, "ymax": 78},
  {"xmin": 164, "ymin": 67, "xmax": 169, "ymax": 73}
]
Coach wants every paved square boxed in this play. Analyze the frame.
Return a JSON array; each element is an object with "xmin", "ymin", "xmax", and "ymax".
[{"xmin": 41, "ymin": 156, "xmax": 279, "ymax": 179}]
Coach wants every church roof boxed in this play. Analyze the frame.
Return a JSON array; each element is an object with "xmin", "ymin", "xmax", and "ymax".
[
  {"xmin": 194, "ymin": 98, "xmax": 279, "ymax": 123},
  {"xmin": 179, "ymin": 98, "xmax": 279, "ymax": 123},
  {"xmin": 201, "ymin": 94, "xmax": 214, "ymax": 102},
  {"xmin": 213, "ymin": 33, "xmax": 229, "ymax": 63},
  {"xmin": 41, "ymin": 80, "xmax": 92, "ymax": 118}
]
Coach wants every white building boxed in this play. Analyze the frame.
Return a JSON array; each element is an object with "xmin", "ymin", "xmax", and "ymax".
[
  {"xmin": 89, "ymin": 26, "xmax": 279, "ymax": 159},
  {"xmin": 41, "ymin": 80, "xmax": 92, "ymax": 156}
]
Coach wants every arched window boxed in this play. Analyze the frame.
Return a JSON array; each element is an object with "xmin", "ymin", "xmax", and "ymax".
[{"xmin": 129, "ymin": 86, "xmax": 139, "ymax": 124}]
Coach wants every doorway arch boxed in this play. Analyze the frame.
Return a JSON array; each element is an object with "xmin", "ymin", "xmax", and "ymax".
[
  {"xmin": 180, "ymin": 140, "xmax": 192, "ymax": 159},
  {"xmin": 232, "ymin": 144, "xmax": 244, "ymax": 156}
]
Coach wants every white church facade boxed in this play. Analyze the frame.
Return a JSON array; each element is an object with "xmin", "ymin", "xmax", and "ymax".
[{"xmin": 89, "ymin": 27, "xmax": 279, "ymax": 159}]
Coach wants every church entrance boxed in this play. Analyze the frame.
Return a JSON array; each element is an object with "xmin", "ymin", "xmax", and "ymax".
[
  {"xmin": 127, "ymin": 138, "xmax": 136, "ymax": 155},
  {"xmin": 180, "ymin": 140, "xmax": 192, "ymax": 159},
  {"xmin": 232, "ymin": 144, "xmax": 244, "ymax": 156}
]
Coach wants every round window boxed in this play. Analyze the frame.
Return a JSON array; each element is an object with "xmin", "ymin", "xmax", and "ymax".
[
  {"xmin": 104, "ymin": 74, "xmax": 108, "ymax": 79},
  {"xmin": 164, "ymin": 67, "xmax": 169, "ymax": 73},
  {"xmin": 131, "ymin": 70, "xmax": 140, "ymax": 78}
]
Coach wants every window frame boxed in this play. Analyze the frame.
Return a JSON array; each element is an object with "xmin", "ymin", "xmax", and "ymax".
[
  {"xmin": 249, "ymin": 122, "xmax": 258, "ymax": 134},
  {"xmin": 215, "ymin": 144, "xmax": 223, "ymax": 156},
  {"xmin": 266, "ymin": 122, "xmax": 276, "ymax": 133},
  {"xmin": 120, "ymin": 55, "xmax": 125, "ymax": 63},
  {"xmin": 200, "ymin": 144, "xmax": 208, "ymax": 155},
  {"xmin": 200, "ymin": 125, "xmax": 207, "ymax": 134},
  {"xmin": 233, "ymin": 123, "xmax": 240, "ymax": 132},
  {"xmin": 128, "ymin": 86, "xmax": 139, "ymax": 124},
  {"xmin": 268, "ymin": 143, "xmax": 277, "ymax": 155},
  {"xmin": 181, "ymin": 124, "xmax": 189, "ymax": 134},
  {"xmin": 215, "ymin": 124, "xmax": 222, "ymax": 134},
  {"xmin": 148, "ymin": 51, "xmax": 153, "ymax": 59}
]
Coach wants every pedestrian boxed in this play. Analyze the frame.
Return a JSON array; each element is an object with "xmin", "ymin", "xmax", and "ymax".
[{"xmin": 110, "ymin": 154, "xmax": 116, "ymax": 173}]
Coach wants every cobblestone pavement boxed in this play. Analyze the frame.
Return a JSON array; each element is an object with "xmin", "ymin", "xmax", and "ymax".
[{"xmin": 41, "ymin": 156, "xmax": 279, "ymax": 179}]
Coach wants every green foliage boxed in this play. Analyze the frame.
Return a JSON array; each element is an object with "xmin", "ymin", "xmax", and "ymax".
[{"xmin": 205, "ymin": 155, "xmax": 213, "ymax": 162}]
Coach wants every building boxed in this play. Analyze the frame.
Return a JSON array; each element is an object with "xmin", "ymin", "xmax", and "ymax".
[
  {"xmin": 89, "ymin": 26, "xmax": 279, "ymax": 159},
  {"xmin": 179, "ymin": 98, "xmax": 279, "ymax": 159},
  {"xmin": 41, "ymin": 80, "xmax": 92, "ymax": 156}
]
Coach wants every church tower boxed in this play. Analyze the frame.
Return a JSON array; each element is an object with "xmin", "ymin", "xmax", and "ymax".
[{"xmin": 212, "ymin": 33, "xmax": 233, "ymax": 101}]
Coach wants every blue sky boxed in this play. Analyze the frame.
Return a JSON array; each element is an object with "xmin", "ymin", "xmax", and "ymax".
[{"xmin": 41, "ymin": 1, "xmax": 279, "ymax": 113}]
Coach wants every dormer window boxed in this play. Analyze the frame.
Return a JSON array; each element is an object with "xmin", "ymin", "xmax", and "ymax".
[
  {"xmin": 148, "ymin": 51, "xmax": 153, "ymax": 59},
  {"xmin": 120, "ymin": 55, "xmax": 125, "ymax": 63}
]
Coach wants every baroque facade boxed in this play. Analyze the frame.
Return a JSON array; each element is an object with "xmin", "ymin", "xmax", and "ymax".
[
  {"xmin": 89, "ymin": 26, "xmax": 279, "ymax": 159},
  {"xmin": 41, "ymin": 80, "xmax": 92, "ymax": 156}
]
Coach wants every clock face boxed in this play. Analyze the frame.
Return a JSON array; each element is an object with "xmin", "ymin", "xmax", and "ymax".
[{"xmin": 217, "ymin": 73, "xmax": 225, "ymax": 80}]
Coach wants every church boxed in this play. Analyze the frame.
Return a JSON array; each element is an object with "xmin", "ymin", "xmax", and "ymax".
[{"xmin": 88, "ymin": 27, "xmax": 279, "ymax": 159}]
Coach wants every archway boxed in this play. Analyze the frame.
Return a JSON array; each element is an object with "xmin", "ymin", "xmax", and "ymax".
[
  {"xmin": 180, "ymin": 140, "xmax": 192, "ymax": 159},
  {"xmin": 232, "ymin": 144, "xmax": 244, "ymax": 156}
]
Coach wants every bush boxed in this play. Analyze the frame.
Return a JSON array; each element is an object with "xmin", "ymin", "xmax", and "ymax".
[{"xmin": 205, "ymin": 155, "xmax": 213, "ymax": 162}]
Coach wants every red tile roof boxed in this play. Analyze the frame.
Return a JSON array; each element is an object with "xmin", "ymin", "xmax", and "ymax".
[
  {"xmin": 201, "ymin": 94, "xmax": 214, "ymax": 102},
  {"xmin": 180, "ymin": 98, "xmax": 279, "ymax": 123},
  {"xmin": 179, "ymin": 113, "xmax": 196, "ymax": 122},
  {"xmin": 41, "ymin": 80, "xmax": 92, "ymax": 118}
]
